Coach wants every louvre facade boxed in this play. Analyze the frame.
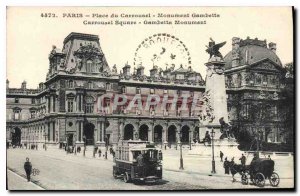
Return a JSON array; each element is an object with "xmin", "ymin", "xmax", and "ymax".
[{"xmin": 6, "ymin": 33, "xmax": 292, "ymax": 150}]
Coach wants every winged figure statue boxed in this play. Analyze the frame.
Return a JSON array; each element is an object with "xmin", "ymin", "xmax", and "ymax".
[{"xmin": 205, "ymin": 38, "xmax": 226, "ymax": 59}]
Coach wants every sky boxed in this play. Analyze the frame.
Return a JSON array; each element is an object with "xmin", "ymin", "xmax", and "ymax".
[{"xmin": 6, "ymin": 7, "xmax": 293, "ymax": 89}]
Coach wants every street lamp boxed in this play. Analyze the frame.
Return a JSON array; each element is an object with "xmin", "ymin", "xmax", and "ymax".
[
  {"xmin": 74, "ymin": 134, "xmax": 77, "ymax": 155},
  {"xmin": 83, "ymin": 135, "xmax": 86, "ymax": 157},
  {"xmin": 178, "ymin": 131, "xmax": 184, "ymax": 170},
  {"xmin": 43, "ymin": 133, "xmax": 47, "ymax": 151},
  {"xmin": 211, "ymin": 128, "xmax": 216, "ymax": 174},
  {"xmin": 104, "ymin": 136, "xmax": 108, "ymax": 160}
]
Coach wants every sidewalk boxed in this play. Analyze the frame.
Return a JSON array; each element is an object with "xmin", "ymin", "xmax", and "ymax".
[
  {"xmin": 161, "ymin": 148, "xmax": 294, "ymax": 180},
  {"xmin": 7, "ymin": 169, "xmax": 44, "ymax": 190},
  {"xmin": 8, "ymin": 147, "xmax": 294, "ymax": 180}
]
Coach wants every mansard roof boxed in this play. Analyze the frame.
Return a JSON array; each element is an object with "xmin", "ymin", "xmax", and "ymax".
[
  {"xmin": 224, "ymin": 37, "xmax": 282, "ymax": 70},
  {"xmin": 63, "ymin": 32, "xmax": 99, "ymax": 44}
]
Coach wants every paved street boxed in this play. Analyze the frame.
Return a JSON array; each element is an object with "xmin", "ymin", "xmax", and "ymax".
[{"xmin": 7, "ymin": 148, "xmax": 294, "ymax": 190}]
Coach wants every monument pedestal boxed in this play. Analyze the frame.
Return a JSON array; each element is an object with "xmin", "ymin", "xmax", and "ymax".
[{"xmin": 189, "ymin": 52, "xmax": 242, "ymax": 158}]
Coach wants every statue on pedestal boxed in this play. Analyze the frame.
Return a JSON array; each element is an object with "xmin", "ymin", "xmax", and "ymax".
[{"xmin": 205, "ymin": 38, "xmax": 226, "ymax": 59}]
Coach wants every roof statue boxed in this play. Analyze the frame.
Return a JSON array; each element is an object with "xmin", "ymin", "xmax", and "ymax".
[{"xmin": 205, "ymin": 38, "xmax": 226, "ymax": 59}]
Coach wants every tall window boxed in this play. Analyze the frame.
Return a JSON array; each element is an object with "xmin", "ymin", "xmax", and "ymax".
[
  {"xmin": 88, "ymin": 82, "xmax": 93, "ymax": 89},
  {"xmin": 68, "ymin": 80, "xmax": 74, "ymax": 88},
  {"xmin": 86, "ymin": 60, "xmax": 93, "ymax": 73},
  {"xmin": 14, "ymin": 110, "xmax": 21, "ymax": 120},
  {"xmin": 122, "ymin": 86, "xmax": 126, "ymax": 94},
  {"xmin": 15, "ymin": 98, "xmax": 19, "ymax": 103},
  {"xmin": 106, "ymin": 83, "xmax": 111, "ymax": 90},
  {"xmin": 85, "ymin": 96, "xmax": 94, "ymax": 113},
  {"xmin": 136, "ymin": 87, "xmax": 141, "ymax": 94},
  {"xmin": 242, "ymin": 104, "xmax": 250, "ymax": 119},
  {"xmin": 67, "ymin": 98, "xmax": 74, "ymax": 112}
]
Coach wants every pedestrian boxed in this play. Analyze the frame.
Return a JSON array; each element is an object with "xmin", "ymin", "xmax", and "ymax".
[
  {"xmin": 239, "ymin": 154, "xmax": 246, "ymax": 167},
  {"xmin": 231, "ymin": 157, "xmax": 235, "ymax": 164},
  {"xmin": 220, "ymin": 151, "xmax": 224, "ymax": 162},
  {"xmin": 223, "ymin": 157, "xmax": 230, "ymax": 174},
  {"xmin": 268, "ymin": 155, "xmax": 271, "ymax": 160},
  {"xmin": 98, "ymin": 149, "xmax": 102, "ymax": 157},
  {"xmin": 24, "ymin": 157, "xmax": 32, "ymax": 182}
]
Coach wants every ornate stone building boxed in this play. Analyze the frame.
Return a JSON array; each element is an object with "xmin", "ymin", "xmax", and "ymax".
[
  {"xmin": 224, "ymin": 37, "xmax": 288, "ymax": 144},
  {"xmin": 6, "ymin": 32, "xmax": 206, "ymax": 149},
  {"xmin": 6, "ymin": 33, "xmax": 290, "ymax": 149}
]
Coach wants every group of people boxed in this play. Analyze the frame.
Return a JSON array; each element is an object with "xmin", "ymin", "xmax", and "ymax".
[
  {"xmin": 64, "ymin": 144, "xmax": 116, "ymax": 159},
  {"xmin": 7, "ymin": 142, "xmax": 39, "ymax": 150},
  {"xmin": 220, "ymin": 151, "xmax": 247, "ymax": 175}
]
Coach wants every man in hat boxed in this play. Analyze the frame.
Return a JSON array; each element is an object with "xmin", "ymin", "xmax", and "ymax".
[{"xmin": 24, "ymin": 157, "xmax": 32, "ymax": 182}]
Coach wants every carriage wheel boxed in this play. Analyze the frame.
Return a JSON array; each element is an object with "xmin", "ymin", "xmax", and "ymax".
[
  {"xmin": 241, "ymin": 173, "xmax": 248, "ymax": 185},
  {"xmin": 113, "ymin": 167, "xmax": 118, "ymax": 179},
  {"xmin": 123, "ymin": 172, "xmax": 131, "ymax": 183},
  {"xmin": 269, "ymin": 172, "xmax": 280, "ymax": 187},
  {"xmin": 255, "ymin": 173, "xmax": 265, "ymax": 187}
]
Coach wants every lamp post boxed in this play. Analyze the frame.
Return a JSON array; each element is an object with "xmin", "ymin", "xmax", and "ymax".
[
  {"xmin": 104, "ymin": 136, "xmax": 108, "ymax": 160},
  {"xmin": 211, "ymin": 128, "xmax": 216, "ymax": 174},
  {"xmin": 43, "ymin": 133, "xmax": 47, "ymax": 151},
  {"xmin": 83, "ymin": 135, "xmax": 86, "ymax": 157},
  {"xmin": 189, "ymin": 132, "xmax": 192, "ymax": 150},
  {"xmin": 74, "ymin": 134, "xmax": 77, "ymax": 155},
  {"xmin": 178, "ymin": 131, "xmax": 184, "ymax": 170}
]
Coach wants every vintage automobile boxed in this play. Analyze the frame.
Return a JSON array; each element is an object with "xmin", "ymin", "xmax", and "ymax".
[
  {"xmin": 241, "ymin": 158, "xmax": 280, "ymax": 187},
  {"xmin": 113, "ymin": 140, "xmax": 163, "ymax": 183}
]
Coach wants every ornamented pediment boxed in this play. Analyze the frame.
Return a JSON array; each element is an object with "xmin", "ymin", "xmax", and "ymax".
[
  {"xmin": 73, "ymin": 44, "xmax": 103, "ymax": 60},
  {"xmin": 251, "ymin": 60, "xmax": 282, "ymax": 72}
]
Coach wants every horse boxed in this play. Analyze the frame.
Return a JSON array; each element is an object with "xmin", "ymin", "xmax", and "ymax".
[{"xmin": 228, "ymin": 162, "xmax": 245, "ymax": 182}]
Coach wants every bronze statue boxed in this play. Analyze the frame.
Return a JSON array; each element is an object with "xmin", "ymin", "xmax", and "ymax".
[{"xmin": 205, "ymin": 38, "xmax": 226, "ymax": 59}]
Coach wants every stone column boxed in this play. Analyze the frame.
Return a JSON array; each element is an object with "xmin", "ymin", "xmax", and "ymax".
[
  {"xmin": 80, "ymin": 121, "xmax": 83, "ymax": 142},
  {"xmin": 48, "ymin": 122, "xmax": 51, "ymax": 142},
  {"xmin": 46, "ymin": 96, "xmax": 50, "ymax": 113},
  {"xmin": 101, "ymin": 122, "xmax": 105, "ymax": 142},
  {"xmin": 96, "ymin": 121, "xmax": 102, "ymax": 146},
  {"xmin": 81, "ymin": 94, "xmax": 84, "ymax": 112},
  {"xmin": 120, "ymin": 121, "xmax": 124, "ymax": 140},
  {"xmin": 53, "ymin": 121, "xmax": 55, "ymax": 142},
  {"xmin": 204, "ymin": 56, "xmax": 228, "ymax": 139},
  {"xmin": 53, "ymin": 96, "xmax": 56, "ymax": 112},
  {"xmin": 76, "ymin": 121, "xmax": 80, "ymax": 142},
  {"xmin": 49, "ymin": 95, "xmax": 53, "ymax": 113}
]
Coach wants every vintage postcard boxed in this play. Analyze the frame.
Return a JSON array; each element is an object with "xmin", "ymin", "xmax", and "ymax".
[{"xmin": 6, "ymin": 7, "xmax": 294, "ymax": 190}]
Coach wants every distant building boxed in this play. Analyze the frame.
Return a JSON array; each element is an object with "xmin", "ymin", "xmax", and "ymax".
[
  {"xmin": 6, "ymin": 33, "xmax": 292, "ymax": 149},
  {"xmin": 224, "ymin": 37, "xmax": 289, "ymax": 144}
]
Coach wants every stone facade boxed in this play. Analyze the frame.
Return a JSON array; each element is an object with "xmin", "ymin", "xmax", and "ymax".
[
  {"xmin": 224, "ymin": 37, "xmax": 288, "ymax": 144},
  {"xmin": 6, "ymin": 33, "xmax": 290, "ymax": 148}
]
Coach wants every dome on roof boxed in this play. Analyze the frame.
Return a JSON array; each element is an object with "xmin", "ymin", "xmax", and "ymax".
[{"xmin": 224, "ymin": 37, "xmax": 282, "ymax": 69}]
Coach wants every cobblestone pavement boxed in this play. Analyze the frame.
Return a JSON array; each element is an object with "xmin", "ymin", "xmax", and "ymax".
[{"xmin": 6, "ymin": 148, "xmax": 294, "ymax": 190}]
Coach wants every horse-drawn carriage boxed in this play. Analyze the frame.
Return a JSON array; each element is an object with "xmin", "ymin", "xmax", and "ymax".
[{"xmin": 241, "ymin": 158, "xmax": 280, "ymax": 187}]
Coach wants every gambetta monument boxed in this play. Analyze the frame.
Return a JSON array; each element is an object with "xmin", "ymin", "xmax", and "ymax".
[{"xmin": 189, "ymin": 38, "xmax": 241, "ymax": 157}]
